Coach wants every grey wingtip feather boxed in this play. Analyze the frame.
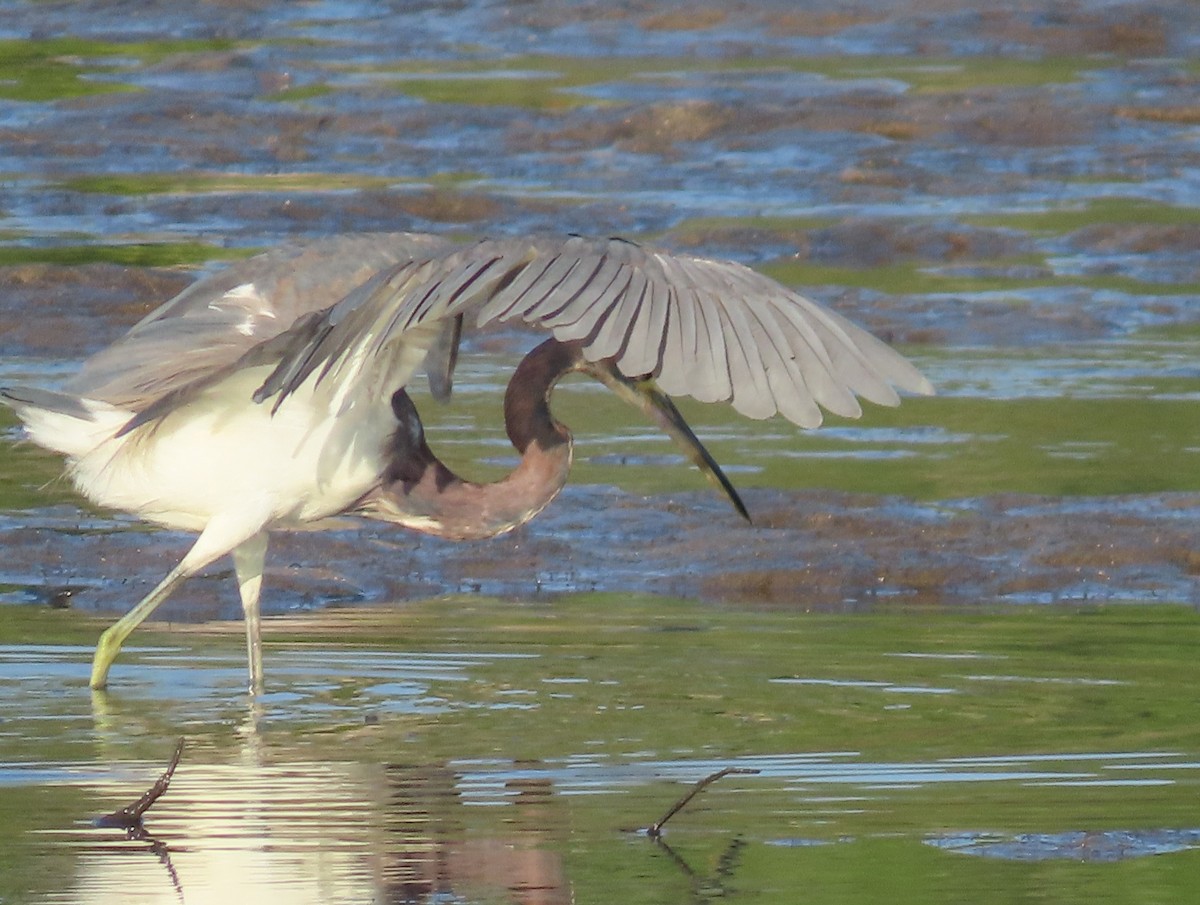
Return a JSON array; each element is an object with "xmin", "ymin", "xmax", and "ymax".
[
  {"xmin": 1, "ymin": 385, "xmax": 96, "ymax": 420},
  {"xmin": 884, "ymin": 355, "xmax": 936, "ymax": 399}
]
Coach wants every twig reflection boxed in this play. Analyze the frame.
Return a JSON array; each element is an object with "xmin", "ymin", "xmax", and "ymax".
[{"xmin": 653, "ymin": 835, "xmax": 748, "ymax": 902}]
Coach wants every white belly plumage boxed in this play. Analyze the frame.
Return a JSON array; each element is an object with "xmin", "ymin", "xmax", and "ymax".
[{"xmin": 39, "ymin": 368, "xmax": 394, "ymax": 533}]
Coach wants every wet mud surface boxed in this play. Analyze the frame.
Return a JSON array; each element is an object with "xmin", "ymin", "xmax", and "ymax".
[{"xmin": 3, "ymin": 487, "xmax": 1198, "ymax": 619}]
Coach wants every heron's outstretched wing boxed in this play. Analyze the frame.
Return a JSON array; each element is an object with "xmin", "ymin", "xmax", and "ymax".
[
  {"xmin": 65, "ymin": 233, "xmax": 455, "ymax": 412},
  {"xmin": 256, "ymin": 234, "xmax": 932, "ymax": 428}
]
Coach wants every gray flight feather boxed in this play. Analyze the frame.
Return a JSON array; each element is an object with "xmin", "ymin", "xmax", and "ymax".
[
  {"xmin": 46, "ymin": 232, "xmax": 930, "ymax": 433},
  {"xmin": 0, "ymin": 386, "xmax": 95, "ymax": 419}
]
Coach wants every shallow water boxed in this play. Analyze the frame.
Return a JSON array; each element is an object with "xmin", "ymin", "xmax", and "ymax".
[
  {"xmin": 2, "ymin": 602, "xmax": 1199, "ymax": 904},
  {"xmin": 2, "ymin": 1, "xmax": 1200, "ymax": 903}
]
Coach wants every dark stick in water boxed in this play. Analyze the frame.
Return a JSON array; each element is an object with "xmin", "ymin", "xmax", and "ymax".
[
  {"xmin": 94, "ymin": 738, "xmax": 185, "ymax": 831},
  {"xmin": 647, "ymin": 766, "xmax": 759, "ymax": 839}
]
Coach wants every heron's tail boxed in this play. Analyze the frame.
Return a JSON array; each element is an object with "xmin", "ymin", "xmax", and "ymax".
[{"xmin": 1, "ymin": 386, "xmax": 131, "ymax": 458}]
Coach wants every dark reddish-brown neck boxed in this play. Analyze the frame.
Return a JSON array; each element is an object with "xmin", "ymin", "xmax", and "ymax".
[
  {"xmin": 503, "ymin": 337, "xmax": 579, "ymax": 454},
  {"xmin": 357, "ymin": 339, "xmax": 579, "ymax": 540}
]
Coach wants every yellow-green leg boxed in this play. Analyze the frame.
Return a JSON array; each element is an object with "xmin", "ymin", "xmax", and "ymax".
[
  {"xmin": 89, "ymin": 513, "xmax": 270, "ymax": 690},
  {"xmin": 90, "ymin": 564, "xmax": 192, "ymax": 689}
]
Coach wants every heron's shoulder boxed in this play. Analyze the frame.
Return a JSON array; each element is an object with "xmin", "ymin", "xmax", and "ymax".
[{"xmin": 134, "ymin": 233, "xmax": 459, "ymax": 329}]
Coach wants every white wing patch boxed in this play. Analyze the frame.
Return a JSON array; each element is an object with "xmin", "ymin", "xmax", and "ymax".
[{"xmin": 214, "ymin": 283, "xmax": 276, "ymax": 336}]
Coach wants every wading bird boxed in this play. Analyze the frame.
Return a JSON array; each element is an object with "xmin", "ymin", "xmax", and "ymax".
[{"xmin": 1, "ymin": 233, "xmax": 931, "ymax": 690}]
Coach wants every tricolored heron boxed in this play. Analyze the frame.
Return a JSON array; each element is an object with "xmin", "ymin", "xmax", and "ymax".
[{"xmin": 1, "ymin": 233, "xmax": 932, "ymax": 690}]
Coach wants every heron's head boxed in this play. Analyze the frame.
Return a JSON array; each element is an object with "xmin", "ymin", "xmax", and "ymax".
[{"xmin": 382, "ymin": 388, "xmax": 444, "ymax": 490}]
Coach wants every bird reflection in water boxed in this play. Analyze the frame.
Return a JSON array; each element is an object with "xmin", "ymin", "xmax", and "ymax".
[
  {"xmin": 379, "ymin": 764, "xmax": 570, "ymax": 905},
  {"xmin": 83, "ymin": 754, "xmax": 576, "ymax": 904}
]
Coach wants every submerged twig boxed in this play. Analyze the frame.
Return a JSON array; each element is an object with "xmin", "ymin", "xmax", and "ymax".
[
  {"xmin": 647, "ymin": 767, "xmax": 759, "ymax": 839},
  {"xmin": 95, "ymin": 738, "xmax": 185, "ymax": 831}
]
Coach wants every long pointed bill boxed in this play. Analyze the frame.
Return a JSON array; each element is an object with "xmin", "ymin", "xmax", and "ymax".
[{"xmin": 586, "ymin": 361, "xmax": 751, "ymax": 523}]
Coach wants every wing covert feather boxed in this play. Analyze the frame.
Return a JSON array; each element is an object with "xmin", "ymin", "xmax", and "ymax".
[{"xmin": 65, "ymin": 233, "xmax": 455, "ymax": 413}]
